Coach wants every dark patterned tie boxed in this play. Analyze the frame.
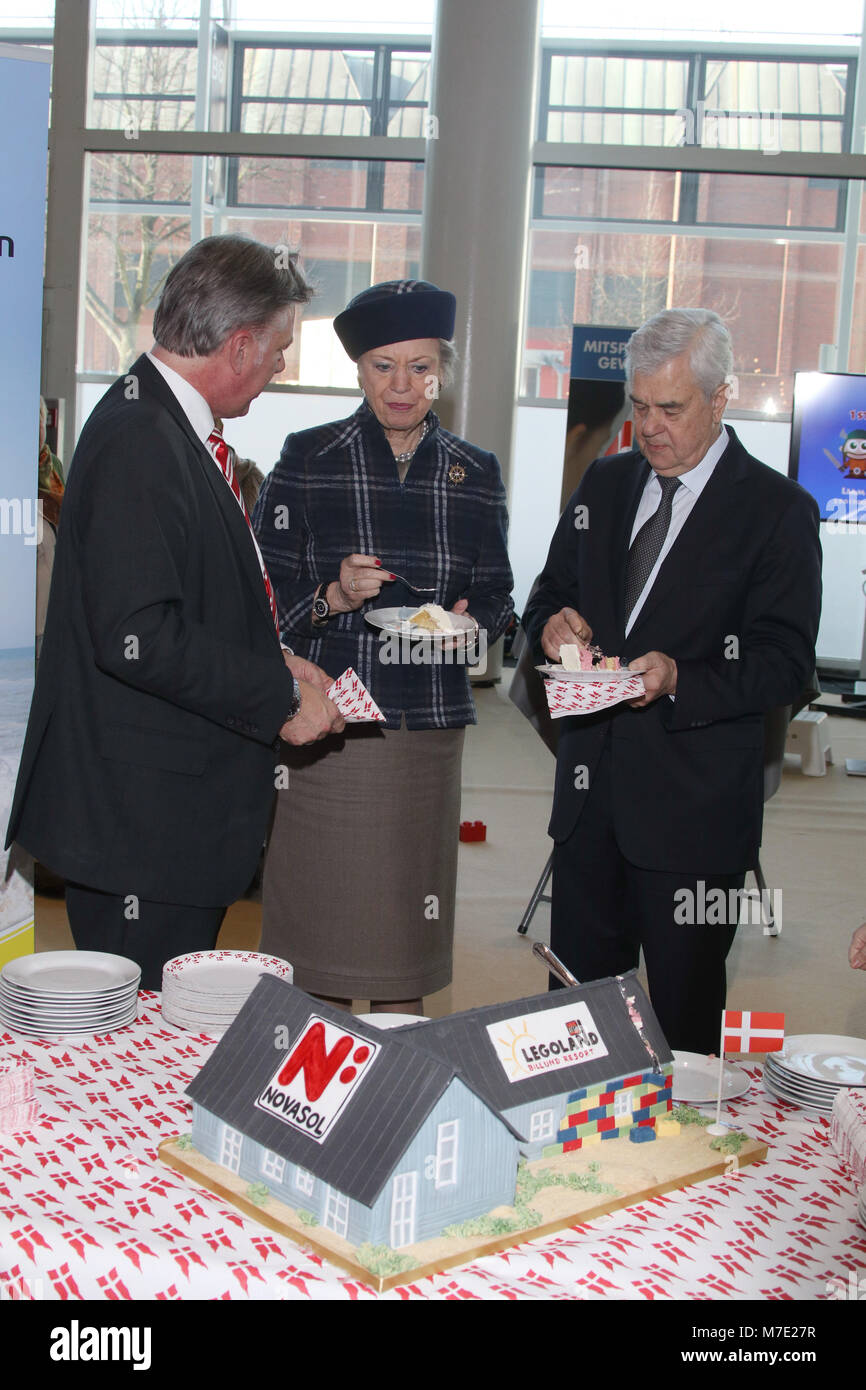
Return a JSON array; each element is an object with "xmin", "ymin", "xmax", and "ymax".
[{"xmin": 624, "ymin": 474, "xmax": 681, "ymax": 622}]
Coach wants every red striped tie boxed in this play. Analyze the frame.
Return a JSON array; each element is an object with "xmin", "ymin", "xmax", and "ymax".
[{"xmin": 206, "ymin": 427, "xmax": 280, "ymax": 634}]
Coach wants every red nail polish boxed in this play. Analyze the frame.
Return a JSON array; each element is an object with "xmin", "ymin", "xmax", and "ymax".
[{"xmin": 374, "ymin": 560, "xmax": 382, "ymax": 566}]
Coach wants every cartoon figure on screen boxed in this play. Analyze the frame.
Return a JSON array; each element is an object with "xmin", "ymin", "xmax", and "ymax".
[{"xmin": 841, "ymin": 428, "xmax": 866, "ymax": 477}]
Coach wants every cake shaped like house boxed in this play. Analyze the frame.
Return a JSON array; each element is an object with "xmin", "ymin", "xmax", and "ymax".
[
  {"xmin": 401, "ymin": 971, "xmax": 674, "ymax": 1159},
  {"xmin": 185, "ymin": 970, "xmax": 673, "ymax": 1251}
]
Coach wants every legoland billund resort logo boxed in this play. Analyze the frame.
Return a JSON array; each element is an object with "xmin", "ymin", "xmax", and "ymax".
[
  {"xmin": 256, "ymin": 1015, "xmax": 380, "ymax": 1143},
  {"xmin": 488, "ymin": 1002, "xmax": 609, "ymax": 1083}
]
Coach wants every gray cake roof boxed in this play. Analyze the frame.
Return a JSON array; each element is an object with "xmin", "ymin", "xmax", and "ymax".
[
  {"xmin": 185, "ymin": 974, "xmax": 519, "ymax": 1208},
  {"xmin": 400, "ymin": 972, "xmax": 672, "ymax": 1115}
]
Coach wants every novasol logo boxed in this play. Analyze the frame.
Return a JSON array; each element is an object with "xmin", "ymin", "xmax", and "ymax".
[
  {"xmin": 49, "ymin": 1320, "xmax": 151, "ymax": 1371},
  {"xmin": 488, "ymin": 1001, "xmax": 609, "ymax": 1082}
]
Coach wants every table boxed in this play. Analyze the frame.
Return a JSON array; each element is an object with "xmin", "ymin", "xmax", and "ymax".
[{"xmin": 1, "ymin": 994, "xmax": 864, "ymax": 1301}]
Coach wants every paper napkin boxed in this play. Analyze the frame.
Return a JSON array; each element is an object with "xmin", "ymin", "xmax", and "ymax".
[
  {"xmin": 326, "ymin": 668, "xmax": 386, "ymax": 723},
  {"xmin": 544, "ymin": 673, "xmax": 645, "ymax": 718}
]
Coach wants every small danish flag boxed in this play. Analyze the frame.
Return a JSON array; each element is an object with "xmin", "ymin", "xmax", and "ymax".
[{"xmin": 722, "ymin": 1010, "xmax": 785, "ymax": 1053}]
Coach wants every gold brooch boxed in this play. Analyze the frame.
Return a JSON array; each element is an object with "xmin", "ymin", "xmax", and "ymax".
[{"xmin": 448, "ymin": 464, "xmax": 466, "ymax": 485}]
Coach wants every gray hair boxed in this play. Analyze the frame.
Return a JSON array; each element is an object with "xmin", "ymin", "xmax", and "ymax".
[
  {"xmin": 437, "ymin": 338, "xmax": 458, "ymax": 390},
  {"xmin": 153, "ymin": 235, "xmax": 313, "ymax": 358},
  {"xmin": 625, "ymin": 308, "xmax": 733, "ymax": 400}
]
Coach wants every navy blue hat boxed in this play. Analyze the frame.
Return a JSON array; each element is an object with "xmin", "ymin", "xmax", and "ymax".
[{"xmin": 333, "ymin": 279, "xmax": 457, "ymax": 360}]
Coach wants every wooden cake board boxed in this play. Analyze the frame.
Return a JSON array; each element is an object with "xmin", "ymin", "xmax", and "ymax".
[{"xmin": 159, "ymin": 1129, "xmax": 768, "ymax": 1294}]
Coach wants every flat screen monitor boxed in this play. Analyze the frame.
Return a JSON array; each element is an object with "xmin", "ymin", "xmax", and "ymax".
[{"xmin": 789, "ymin": 370, "xmax": 866, "ymax": 524}]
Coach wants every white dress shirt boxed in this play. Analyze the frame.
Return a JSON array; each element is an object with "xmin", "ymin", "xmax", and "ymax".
[
  {"xmin": 625, "ymin": 425, "xmax": 729, "ymax": 636},
  {"xmin": 146, "ymin": 350, "xmax": 214, "ymax": 441}
]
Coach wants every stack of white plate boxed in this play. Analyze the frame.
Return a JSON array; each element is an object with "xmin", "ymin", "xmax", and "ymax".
[
  {"xmin": 763, "ymin": 1034, "xmax": 866, "ymax": 1115},
  {"xmin": 0, "ymin": 951, "xmax": 140, "ymax": 1038},
  {"xmin": 858, "ymin": 1184, "xmax": 866, "ymax": 1232},
  {"xmin": 161, "ymin": 949, "xmax": 292, "ymax": 1033}
]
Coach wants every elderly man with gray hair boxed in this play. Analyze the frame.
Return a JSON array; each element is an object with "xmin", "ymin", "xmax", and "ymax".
[
  {"xmin": 7, "ymin": 235, "xmax": 344, "ymax": 987},
  {"xmin": 523, "ymin": 307, "xmax": 821, "ymax": 1054}
]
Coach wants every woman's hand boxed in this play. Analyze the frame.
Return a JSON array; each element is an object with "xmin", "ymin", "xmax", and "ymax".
[{"xmin": 328, "ymin": 554, "xmax": 393, "ymax": 613}]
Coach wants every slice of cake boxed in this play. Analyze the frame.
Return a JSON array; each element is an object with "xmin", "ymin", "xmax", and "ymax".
[
  {"xmin": 407, "ymin": 603, "xmax": 457, "ymax": 633},
  {"xmin": 558, "ymin": 643, "xmax": 621, "ymax": 672}
]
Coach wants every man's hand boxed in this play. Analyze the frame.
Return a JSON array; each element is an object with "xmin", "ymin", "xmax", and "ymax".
[
  {"xmin": 279, "ymin": 680, "xmax": 344, "ymax": 745},
  {"xmin": 850, "ymin": 922, "xmax": 866, "ymax": 970},
  {"xmin": 283, "ymin": 650, "xmax": 334, "ymax": 693},
  {"xmin": 540, "ymin": 608, "xmax": 592, "ymax": 663},
  {"xmin": 627, "ymin": 650, "xmax": 677, "ymax": 706}
]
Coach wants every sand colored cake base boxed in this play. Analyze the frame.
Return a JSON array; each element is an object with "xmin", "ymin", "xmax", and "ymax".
[{"xmin": 159, "ymin": 1125, "xmax": 768, "ymax": 1294}]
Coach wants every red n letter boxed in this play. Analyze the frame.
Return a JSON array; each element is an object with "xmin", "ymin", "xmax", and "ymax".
[{"xmin": 277, "ymin": 1022, "xmax": 352, "ymax": 1102}]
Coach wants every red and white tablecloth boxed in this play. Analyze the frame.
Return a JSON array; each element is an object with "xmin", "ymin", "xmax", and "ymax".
[{"xmin": 1, "ymin": 995, "xmax": 864, "ymax": 1301}]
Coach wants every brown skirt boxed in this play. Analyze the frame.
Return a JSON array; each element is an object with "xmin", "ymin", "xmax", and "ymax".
[{"xmin": 260, "ymin": 723, "xmax": 465, "ymax": 999}]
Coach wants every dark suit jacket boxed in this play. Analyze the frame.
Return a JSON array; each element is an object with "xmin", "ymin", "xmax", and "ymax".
[
  {"xmin": 6, "ymin": 355, "xmax": 295, "ymax": 907},
  {"xmin": 522, "ymin": 428, "xmax": 822, "ymax": 875}
]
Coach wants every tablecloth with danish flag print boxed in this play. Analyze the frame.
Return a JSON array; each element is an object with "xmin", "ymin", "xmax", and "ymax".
[{"xmin": 1, "ymin": 996, "xmax": 864, "ymax": 1301}]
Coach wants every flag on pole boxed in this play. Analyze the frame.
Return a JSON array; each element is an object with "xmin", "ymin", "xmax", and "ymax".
[{"xmin": 722, "ymin": 1010, "xmax": 785, "ymax": 1053}]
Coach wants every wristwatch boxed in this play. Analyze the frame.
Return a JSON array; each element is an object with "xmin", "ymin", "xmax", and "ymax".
[{"xmin": 312, "ymin": 581, "xmax": 333, "ymax": 626}]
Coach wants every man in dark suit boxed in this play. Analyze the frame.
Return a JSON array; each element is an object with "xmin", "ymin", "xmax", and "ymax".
[
  {"xmin": 523, "ymin": 308, "xmax": 822, "ymax": 1053},
  {"xmin": 7, "ymin": 236, "xmax": 344, "ymax": 986}
]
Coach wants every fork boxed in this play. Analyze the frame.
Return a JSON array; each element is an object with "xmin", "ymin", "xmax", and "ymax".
[{"xmin": 384, "ymin": 571, "xmax": 437, "ymax": 594}]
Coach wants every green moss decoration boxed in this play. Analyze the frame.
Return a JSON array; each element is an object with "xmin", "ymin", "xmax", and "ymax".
[
  {"xmin": 175, "ymin": 1134, "xmax": 193, "ymax": 1150},
  {"xmin": 297, "ymin": 1209, "xmax": 319, "ymax": 1226},
  {"xmin": 355, "ymin": 1244, "xmax": 417, "ymax": 1276},
  {"xmin": 442, "ymin": 1205, "xmax": 543, "ymax": 1239},
  {"xmin": 516, "ymin": 1160, "xmax": 619, "ymax": 1203},
  {"xmin": 673, "ymin": 1104, "xmax": 713, "ymax": 1127},
  {"xmin": 245, "ymin": 1181, "xmax": 270, "ymax": 1207},
  {"xmin": 709, "ymin": 1131, "xmax": 750, "ymax": 1154}
]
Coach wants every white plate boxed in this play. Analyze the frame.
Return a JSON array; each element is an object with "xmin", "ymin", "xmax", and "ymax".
[
  {"xmin": 1, "ymin": 951, "xmax": 140, "ymax": 994},
  {"xmin": 763, "ymin": 1073, "xmax": 833, "ymax": 1114},
  {"xmin": 536, "ymin": 664, "xmax": 636, "ymax": 682},
  {"xmin": 775, "ymin": 1034, "xmax": 866, "ymax": 1086},
  {"xmin": 364, "ymin": 606, "xmax": 475, "ymax": 640},
  {"xmin": 162, "ymin": 950, "xmax": 292, "ymax": 995},
  {"xmin": 672, "ymin": 1050, "xmax": 750, "ymax": 1104}
]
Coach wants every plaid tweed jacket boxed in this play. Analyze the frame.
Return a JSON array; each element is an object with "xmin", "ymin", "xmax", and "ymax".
[{"xmin": 253, "ymin": 401, "xmax": 513, "ymax": 729}]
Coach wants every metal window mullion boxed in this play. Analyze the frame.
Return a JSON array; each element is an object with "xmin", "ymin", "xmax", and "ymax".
[{"xmin": 529, "ymin": 215, "xmax": 844, "ymax": 243}]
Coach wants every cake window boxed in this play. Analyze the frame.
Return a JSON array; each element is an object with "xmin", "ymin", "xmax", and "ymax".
[
  {"xmin": 261, "ymin": 1150, "xmax": 286, "ymax": 1183},
  {"xmin": 219, "ymin": 1125, "xmax": 243, "ymax": 1173},
  {"xmin": 324, "ymin": 1186, "xmax": 349, "ymax": 1237},
  {"xmin": 435, "ymin": 1119, "xmax": 459, "ymax": 1187},
  {"xmin": 529, "ymin": 1108, "xmax": 556, "ymax": 1141},
  {"xmin": 295, "ymin": 1167, "xmax": 315, "ymax": 1196},
  {"xmin": 614, "ymin": 1090, "xmax": 633, "ymax": 1119}
]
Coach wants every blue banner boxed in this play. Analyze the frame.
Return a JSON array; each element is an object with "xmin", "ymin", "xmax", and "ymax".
[{"xmin": 0, "ymin": 45, "xmax": 50, "ymax": 965}]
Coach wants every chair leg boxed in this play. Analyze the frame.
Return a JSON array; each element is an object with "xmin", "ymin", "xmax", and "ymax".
[
  {"xmin": 753, "ymin": 857, "xmax": 779, "ymax": 937},
  {"xmin": 517, "ymin": 852, "xmax": 553, "ymax": 935}
]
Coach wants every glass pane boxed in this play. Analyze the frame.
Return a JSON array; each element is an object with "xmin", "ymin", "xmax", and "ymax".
[
  {"xmin": 220, "ymin": 216, "xmax": 422, "ymax": 388},
  {"xmin": 83, "ymin": 207, "xmax": 191, "ymax": 373},
  {"xmin": 95, "ymin": 2, "xmax": 203, "ymax": 29},
  {"xmin": 536, "ymin": 165, "xmax": 843, "ymax": 231},
  {"xmin": 538, "ymin": 167, "xmax": 679, "ymax": 221},
  {"xmin": 90, "ymin": 150, "xmax": 193, "ymax": 205},
  {"xmin": 847, "ymin": 245, "xmax": 866, "ymax": 373},
  {"xmin": 703, "ymin": 59, "xmax": 849, "ymax": 119},
  {"xmin": 390, "ymin": 51, "xmax": 430, "ymax": 103},
  {"xmin": 524, "ymin": 223, "xmax": 843, "ymax": 413},
  {"xmin": 241, "ymin": 46, "xmax": 376, "ymax": 104},
  {"xmin": 383, "ymin": 160, "xmax": 424, "ymax": 211},
  {"xmin": 226, "ymin": 1, "xmax": 434, "ymax": 35},
  {"xmin": 238, "ymin": 99, "xmax": 370, "ymax": 136},
  {"xmin": 91, "ymin": 40, "xmax": 197, "ymax": 131},
  {"xmin": 0, "ymin": 1, "xmax": 53, "ymax": 24},
  {"xmin": 695, "ymin": 172, "xmax": 841, "ymax": 229},
  {"xmin": 548, "ymin": 55, "xmax": 689, "ymax": 111},
  {"xmin": 541, "ymin": 0, "xmax": 863, "ymax": 44},
  {"xmin": 231, "ymin": 156, "xmax": 422, "ymax": 213}
]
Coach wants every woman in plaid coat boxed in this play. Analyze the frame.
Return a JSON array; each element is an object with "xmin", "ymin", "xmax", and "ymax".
[{"xmin": 253, "ymin": 281, "xmax": 513, "ymax": 1012}]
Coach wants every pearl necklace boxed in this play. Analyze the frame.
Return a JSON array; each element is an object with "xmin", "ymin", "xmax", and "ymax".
[{"xmin": 391, "ymin": 418, "xmax": 429, "ymax": 465}]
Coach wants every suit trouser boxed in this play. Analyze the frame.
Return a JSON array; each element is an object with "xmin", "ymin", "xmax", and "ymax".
[
  {"xmin": 65, "ymin": 884, "xmax": 227, "ymax": 991},
  {"xmin": 550, "ymin": 740, "xmax": 743, "ymax": 1055}
]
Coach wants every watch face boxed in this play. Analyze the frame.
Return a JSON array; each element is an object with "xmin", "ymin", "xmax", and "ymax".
[{"xmin": 313, "ymin": 597, "xmax": 329, "ymax": 620}]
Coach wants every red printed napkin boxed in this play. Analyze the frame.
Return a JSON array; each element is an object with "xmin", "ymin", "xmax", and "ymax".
[
  {"xmin": 544, "ymin": 673, "xmax": 644, "ymax": 718},
  {"xmin": 326, "ymin": 668, "xmax": 386, "ymax": 723}
]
